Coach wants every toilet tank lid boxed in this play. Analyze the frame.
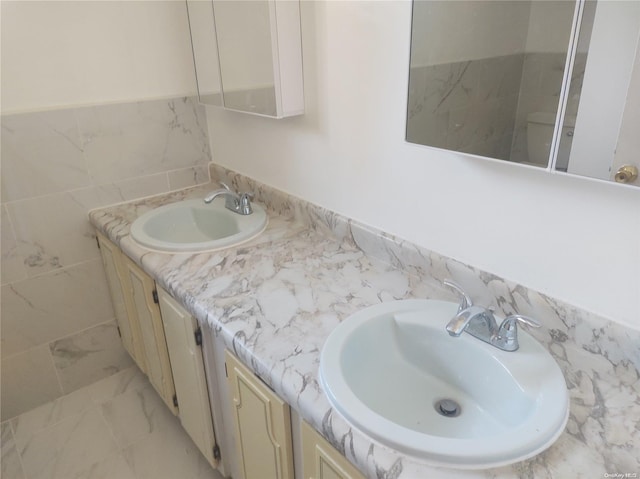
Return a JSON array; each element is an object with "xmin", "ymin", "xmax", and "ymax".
[{"xmin": 527, "ymin": 112, "xmax": 576, "ymax": 127}]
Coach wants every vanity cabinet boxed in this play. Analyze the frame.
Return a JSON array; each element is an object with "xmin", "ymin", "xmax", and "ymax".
[
  {"xmin": 97, "ymin": 233, "xmax": 175, "ymax": 412},
  {"xmin": 121, "ymin": 255, "xmax": 178, "ymax": 415},
  {"xmin": 157, "ymin": 288, "xmax": 218, "ymax": 467},
  {"xmin": 301, "ymin": 421, "xmax": 366, "ymax": 479},
  {"xmin": 97, "ymin": 233, "xmax": 221, "ymax": 469},
  {"xmin": 96, "ymin": 232, "xmax": 146, "ymax": 372},
  {"xmin": 224, "ymin": 350, "xmax": 295, "ymax": 479},
  {"xmin": 96, "ymin": 232, "xmax": 366, "ymax": 479}
]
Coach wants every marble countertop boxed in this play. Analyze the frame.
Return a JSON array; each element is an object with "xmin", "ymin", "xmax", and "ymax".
[{"xmin": 89, "ymin": 179, "xmax": 640, "ymax": 479}]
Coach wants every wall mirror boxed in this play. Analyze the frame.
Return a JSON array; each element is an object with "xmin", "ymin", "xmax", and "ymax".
[
  {"xmin": 186, "ymin": 0, "xmax": 304, "ymax": 119},
  {"xmin": 406, "ymin": 0, "xmax": 640, "ymax": 187}
]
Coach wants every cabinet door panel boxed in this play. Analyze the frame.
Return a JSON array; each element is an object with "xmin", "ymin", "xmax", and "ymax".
[
  {"xmin": 122, "ymin": 256, "xmax": 177, "ymax": 414},
  {"xmin": 157, "ymin": 289, "xmax": 217, "ymax": 466},
  {"xmin": 96, "ymin": 232, "xmax": 146, "ymax": 373},
  {"xmin": 301, "ymin": 421, "xmax": 365, "ymax": 479},
  {"xmin": 225, "ymin": 351, "xmax": 294, "ymax": 479}
]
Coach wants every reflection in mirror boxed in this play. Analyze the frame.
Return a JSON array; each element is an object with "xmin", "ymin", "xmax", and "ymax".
[
  {"xmin": 407, "ymin": 0, "xmax": 580, "ymax": 167},
  {"xmin": 186, "ymin": 0, "xmax": 223, "ymax": 107},
  {"xmin": 213, "ymin": 0, "xmax": 277, "ymax": 116},
  {"xmin": 406, "ymin": 1, "xmax": 580, "ymax": 166},
  {"xmin": 186, "ymin": 0, "xmax": 304, "ymax": 119},
  {"xmin": 406, "ymin": 0, "xmax": 640, "ymax": 186}
]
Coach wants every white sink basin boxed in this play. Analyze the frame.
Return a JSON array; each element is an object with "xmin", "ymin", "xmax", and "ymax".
[
  {"xmin": 320, "ymin": 299, "xmax": 569, "ymax": 469},
  {"xmin": 130, "ymin": 199, "xmax": 267, "ymax": 252}
]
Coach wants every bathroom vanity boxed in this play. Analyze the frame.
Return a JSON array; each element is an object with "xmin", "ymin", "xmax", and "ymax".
[
  {"xmin": 93, "ymin": 182, "xmax": 367, "ymax": 479},
  {"xmin": 90, "ymin": 164, "xmax": 640, "ymax": 478}
]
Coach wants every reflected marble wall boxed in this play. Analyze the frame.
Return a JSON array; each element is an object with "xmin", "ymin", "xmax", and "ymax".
[
  {"xmin": 1, "ymin": 96, "xmax": 212, "ymax": 420},
  {"xmin": 407, "ymin": 54, "xmax": 524, "ymax": 160},
  {"xmin": 407, "ymin": 52, "xmax": 586, "ymax": 165}
]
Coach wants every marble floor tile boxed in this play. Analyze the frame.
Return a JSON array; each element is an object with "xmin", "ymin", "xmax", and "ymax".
[
  {"xmin": 6, "ymin": 367, "xmax": 224, "ymax": 479},
  {"xmin": 122, "ymin": 413, "xmax": 220, "ymax": 479},
  {"xmin": 85, "ymin": 365, "xmax": 148, "ymax": 405},
  {"xmin": 50, "ymin": 321, "xmax": 133, "ymax": 394},
  {"xmin": 17, "ymin": 408, "xmax": 119, "ymax": 479},
  {"xmin": 100, "ymin": 381, "xmax": 178, "ymax": 448},
  {"xmin": 73, "ymin": 450, "xmax": 137, "ymax": 479},
  {"xmin": 1, "ymin": 345, "xmax": 63, "ymax": 421},
  {"xmin": 10, "ymin": 387, "xmax": 94, "ymax": 452}
]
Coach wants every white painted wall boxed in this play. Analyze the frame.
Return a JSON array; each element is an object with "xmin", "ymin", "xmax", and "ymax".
[
  {"xmin": 214, "ymin": 0, "xmax": 275, "ymax": 91},
  {"xmin": 206, "ymin": 1, "xmax": 640, "ymax": 329},
  {"xmin": 0, "ymin": 0, "xmax": 197, "ymax": 114}
]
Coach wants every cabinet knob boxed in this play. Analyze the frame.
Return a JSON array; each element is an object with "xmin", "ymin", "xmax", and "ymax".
[{"xmin": 614, "ymin": 165, "xmax": 638, "ymax": 184}]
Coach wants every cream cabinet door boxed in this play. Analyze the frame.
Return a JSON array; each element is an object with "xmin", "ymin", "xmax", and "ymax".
[
  {"xmin": 157, "ymin": 288, "xmax": 218, "ymax": 467},
  {"xmin": 225, "ymin": 351, "xmax": 294, "ymax": 479},
  {"xmin": 301, "ymin": 421, "xmax": 365, "ymax": 479},
  {"xmin": 96, "ymin": 232, "xmax": 146, "ymax": 373},
  {"xmin": 121, "ymin": 255, "xmax": 177, "ymax": 415}
]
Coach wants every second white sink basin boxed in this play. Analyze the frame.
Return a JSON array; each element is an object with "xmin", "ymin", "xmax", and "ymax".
[
  {"xmin": 130, "ymin": 198, "xmax": 267, "ymax": 252},
  {"xmin": 320, "ymin": 300, "xmax": 569, "ymax": 469}
]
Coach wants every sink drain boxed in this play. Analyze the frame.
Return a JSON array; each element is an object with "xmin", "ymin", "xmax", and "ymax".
[{"xmin": 435, "ymin": 399, "xmax": 461, "ymax": 417}]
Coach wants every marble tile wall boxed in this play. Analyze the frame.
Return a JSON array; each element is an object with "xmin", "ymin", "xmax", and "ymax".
[
  {"xmin": 407, "ymin": 54, "xmax": 524, "ymax": 160},
  {"xmin": 1, "ymin": 96, "xmax": 212, "ymax": 421}
]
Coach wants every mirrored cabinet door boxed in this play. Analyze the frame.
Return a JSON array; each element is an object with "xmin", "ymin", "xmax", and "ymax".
[
  {"xmin": 406, "ymin": 0, "xmax": 640, "ymax": 187},
  {"xmin": 186, "ymin": 0, "xmax": 223, "ymax": 107},
  {"xmin": 186, "ymin": 0, "xmax": 304, "ymax": 119}
]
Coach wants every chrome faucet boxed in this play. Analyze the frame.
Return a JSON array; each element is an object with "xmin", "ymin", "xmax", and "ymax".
[
  {"xmin": 443, "ymin": 280, "xmax": 541, "ymax": 352},
  {"xmin": 204, "ymin": 182, "xmax": 254, "ymax": 215}
]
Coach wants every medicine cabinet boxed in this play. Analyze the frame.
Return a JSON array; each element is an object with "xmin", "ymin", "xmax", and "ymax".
[{"xmin": 186, "ymin": 0, "xmax": 304, "ymax": 118}]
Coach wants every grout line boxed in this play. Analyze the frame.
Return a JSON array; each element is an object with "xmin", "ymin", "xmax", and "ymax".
[
  {"xmin": 47, "ymin": 345, "xmax": 66, "ymax": 404},
  {"xmin": 8, "ymin": 421, "xmax": 30, "ymax": 479},
  {"xmin": 86, "ymin": 173, "xmax": 214, "ymax": 215},
  {"xmin": 0, "ymin": 94, "xmax": 200, "ymax": 116},
  {"xmin": 47, "ymin": 317, "xmax": 120, "ymax": 357},
  {"xmin": 1, "ymin": 165, "xmax": 211, "ymax": 207},
  {"xmin": 1, "ymin": 256, "xmax": 103, "ymax": 286},
  {"xmin": 1, "ymin": 317, "xmax": 117, "ymax": 367}
]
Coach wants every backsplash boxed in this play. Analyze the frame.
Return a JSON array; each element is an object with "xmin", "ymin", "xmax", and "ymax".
[
  {"xmin": 0, "ymin": 96, "xmax": 211, "ymax": 420},
  {"xmin": 209, "ymin": 162, "xmax": 640, "ymax": 473}
]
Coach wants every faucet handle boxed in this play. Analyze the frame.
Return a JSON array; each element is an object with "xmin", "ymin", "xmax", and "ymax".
[
  {"xmin": 501, "ymin": 314, "xmax": 541, "ymax": 329},
  {"xmin": 239, "ymin": 192, "xmax": 254, "ymax": 215},
  {"xmin": 443, "ymin": 279, "xmax": 473, "ymax": 313},
  {"xmin": 497, "ymin": 314, "xmax": 541, "ymax": 351}
]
